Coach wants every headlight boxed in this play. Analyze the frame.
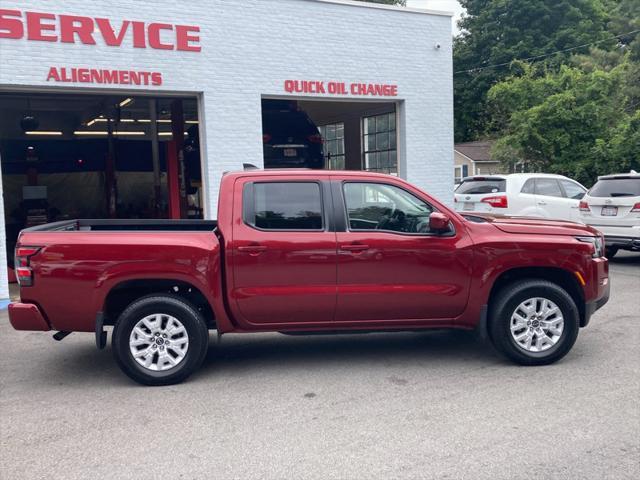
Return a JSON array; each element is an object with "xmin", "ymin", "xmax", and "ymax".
[{"xmin": 576, "ymin": 236, "xmax": 604, "ymax": 258}]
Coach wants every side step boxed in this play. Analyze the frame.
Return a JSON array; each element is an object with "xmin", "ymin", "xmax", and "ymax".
[{"xmin": 53, "ymin": 331, "xmax": 71, "ymax": 341}]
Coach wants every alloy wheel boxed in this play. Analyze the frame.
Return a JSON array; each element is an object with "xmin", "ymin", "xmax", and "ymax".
[
  {"xmin": 510, "ymin": 297, "xmax": 564, "ymax": 353},
  {"xmin": 129, "ymin": 314, "xmax": 189, "ymax": 371}
]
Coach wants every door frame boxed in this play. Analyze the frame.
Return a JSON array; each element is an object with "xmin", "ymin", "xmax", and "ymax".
[{"xmin": 227, "ymin": 175, "xmax": 339, "ymax": 329}]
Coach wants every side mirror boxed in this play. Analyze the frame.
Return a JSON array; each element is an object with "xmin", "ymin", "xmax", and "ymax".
[{"xmin": 429, "ymin": 212, "xmax": 451, "ymax": 233}]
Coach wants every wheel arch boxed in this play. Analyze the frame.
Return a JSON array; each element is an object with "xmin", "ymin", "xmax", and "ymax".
[
  {"xmin": 487, "ymin": 267, "xmax": 586, "ymax": 328},
  {"xmin": 103, "ymin": 279, "xmax": 216, "ymax": 329}
]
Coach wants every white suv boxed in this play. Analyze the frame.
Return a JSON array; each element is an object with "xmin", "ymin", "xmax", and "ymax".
[
  {"xmin": 454, "ymin": 173, "xmax": 587, "ymax": 222},
  {"xmin": 578, "ymin": 172, "xmax": 640, "ymax": 258}
]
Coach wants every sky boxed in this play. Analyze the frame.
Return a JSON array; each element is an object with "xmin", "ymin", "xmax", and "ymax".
[{"xmin": 405, "ymin": 0, "xmax": 464, "ymax": 35}]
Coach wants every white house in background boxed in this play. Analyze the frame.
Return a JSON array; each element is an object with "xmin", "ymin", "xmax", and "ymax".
[{"xmin": 454, "ymin": 141, "xmax": 505, "ymax": 183}]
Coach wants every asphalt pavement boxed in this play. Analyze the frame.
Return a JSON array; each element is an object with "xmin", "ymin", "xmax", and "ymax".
[{"xmin": 1, "ymin": 252, "xmax": 639, "ymax": 479}]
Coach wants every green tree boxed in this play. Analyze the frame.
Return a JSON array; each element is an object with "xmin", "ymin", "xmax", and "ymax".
[
  {"xmin": 591, "ymin": 110, "xmax": 640, "ymax": 177},
  {"xmin": 487, "ymin": 59, "xmax": 639, "ymax": 185},
  {"xmin": 605, "ymin": 0, "xmax": 640, "ymax": 61},
  {"xmin": 454, "ymin": 0, "xmax": 611, "ymax": 141}
]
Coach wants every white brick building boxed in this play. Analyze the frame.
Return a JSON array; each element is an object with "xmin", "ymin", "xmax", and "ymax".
[{"xmin": 0, "ymin": 0, "xmax": 453, "ymax": 302}]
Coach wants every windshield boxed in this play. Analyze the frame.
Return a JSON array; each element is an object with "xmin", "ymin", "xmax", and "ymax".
[
  {"xmin": 455, "ymin": 178, "xmax": 506, "ymax": 195},
  {"xmin": 588, "ymin": 178, "xmax": 640, "ymax": 197}
]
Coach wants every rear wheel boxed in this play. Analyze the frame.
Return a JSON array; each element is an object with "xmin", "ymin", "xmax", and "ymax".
[
  {"xmin": 112, "ymin": 294, "xmax": 209, "ymax": 386},
  {"xmin": 605, "ymin": 246, "xmax": 618, "ymax": 259},
  {"xmin": 488, "ymin": 280, "xmax": 579, "ymax": 366}
]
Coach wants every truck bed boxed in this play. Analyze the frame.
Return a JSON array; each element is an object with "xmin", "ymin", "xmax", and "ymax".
[
  {"xmin": 22, "ymin": 219, "xmax": 218, "ymax": 232},
  {"xmin": 16, "ymin": 219, "xmax": 221, "ymax": 333}
]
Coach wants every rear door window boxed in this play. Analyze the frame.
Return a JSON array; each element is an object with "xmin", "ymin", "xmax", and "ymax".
[
  {"xmin": 455, "ymin": 178, "xmax": 506, "ymax": 195},
  {"xmin": 521, "ymin": 179, "xmax": 535, "ymax": 194},
  {"xmin": 560, "ymin": 180, "xmax": 586, "ymax": 200},
  {"xmin": 588, "ymin": 178, "xmax": 640, "ymax": 197},
  {"xmin": 534, "ymin": 178, "xmax": 564, "ymax": 198},
  {"xmin": 245, "ymin": 182, "xmax": 324, "ymax": 230}
]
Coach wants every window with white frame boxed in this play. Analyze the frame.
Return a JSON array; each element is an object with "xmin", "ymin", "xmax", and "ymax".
[
  {"xmin": 454, "ymin": 165, "xmax": 469, "ymax": 184},
  {"xmin": 363, "ymin": 112, "xmax": 397, "ymax": 175},
  {"xmin": 318, "ymin": 123, "xmax": 345, "ymax": 170},
  {"xmin": 454, "ymin": 166, "xmax": 463, "ymax": 184}
]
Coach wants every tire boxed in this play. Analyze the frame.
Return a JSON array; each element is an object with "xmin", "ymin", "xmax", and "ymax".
[
  {"xmin": 488, "ymin": 280, "xmax": 579, "ymax": 366},
  {"xmin": 112, "ymin": 294, "xmax": 209, "ymax": 386},
  {"xmin": 605, "ymin": 246, "xmax": 618, "ymax": 259}
]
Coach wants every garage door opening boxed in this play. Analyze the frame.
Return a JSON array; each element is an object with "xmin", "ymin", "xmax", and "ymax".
[
  {"xmin": 261, "ymin": 98, "xmax": 398, "ymax": 174},
  {"xmin": 0, "ymin": 91, "xmax": 203, "ymax": 279}
]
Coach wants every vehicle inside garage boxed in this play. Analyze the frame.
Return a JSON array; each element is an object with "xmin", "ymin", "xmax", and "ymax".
[
  {"xmin": 0, "ymin": 91, "xmax": 202, "ymax": 278},
  {"xmin": 261, "ymin": 98, "xmax": 398, "ymax": 174}
]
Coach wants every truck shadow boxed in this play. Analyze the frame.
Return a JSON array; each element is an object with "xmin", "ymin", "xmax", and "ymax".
[
  {"xmin": 24, "ymin": 342, "xmax": 129, "ymax": 387},
  {"xmin": 25, "ymin": 330, "xmax": 503, "ymax": 387},
  {"xmin": 609, "ymin": 252, "xmax": 640, "ymax": 265},
  {"xmin": 198, "ymin": 329, "xmax": 503, "ymax": 376}
]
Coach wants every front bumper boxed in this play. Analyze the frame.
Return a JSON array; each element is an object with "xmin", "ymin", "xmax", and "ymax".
[
  {"xmin": 8, "ymin": 302, "xmax": 50, "ymax": 331},
  {"xmin": 582, "ymin": 277, "xmax": 610, "ymax": 327}
]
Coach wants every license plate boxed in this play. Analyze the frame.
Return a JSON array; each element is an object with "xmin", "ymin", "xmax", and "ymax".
[
  {"xmin": 283, "ymin": 148, "xmax": 297, "ymax": 157},
  {"xmin": 463, "ymin": 202, "xmax": 474, "ymax": 211},
  {"xmin": 601, "ymin": 206, "xmax": 618, "ymax": 216}
]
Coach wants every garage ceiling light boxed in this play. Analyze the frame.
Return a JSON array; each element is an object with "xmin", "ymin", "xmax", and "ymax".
[
  {"xmin": 25, "ymin": 131, "xmax": 63, "ymax": 136},
  {"xmin": 114, "ymin": 119, "xmax": 198, "ymax": 124},
  {"xmin": 157, "ymin": 120, "xmax": 198, "ymax": 124},
  {"xmin": 158, "ymin": 132, "xmax": 189, "ymax": 136},
  {"xmin": 74, "ymin": 131, "xmax": 146, "ymax": 136},
  {"xmin": 119, "ymin": 98, "xmax": 133, "ymax": 107},
  {"xmin": 91, "ymin": 118, "xmax": 136, "ymax": 123},
  {"xmin": 88, "ymin": 118, "xmax": 198, "ymax": 124}
]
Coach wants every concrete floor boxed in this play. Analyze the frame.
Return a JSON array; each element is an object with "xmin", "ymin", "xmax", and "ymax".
[{"xmin": 1, "ymin": 252, "xmax": 639, "ymax": 479}]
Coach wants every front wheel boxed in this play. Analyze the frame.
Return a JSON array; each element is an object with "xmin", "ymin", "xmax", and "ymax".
[
  {"xmin": 605, "ymin": 246, "xmax": 618, "ymax": 259},
  {"xmin": 112, "ymin": 294, "xmax": 209, "ymax": 386},
  {"xmin": 488, "ymin": 280, "xmax": 579, "ymax": 366}
]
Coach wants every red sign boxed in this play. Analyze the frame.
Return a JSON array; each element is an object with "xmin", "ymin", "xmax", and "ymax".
[
  {"xmin": 0, "ymin": 9, "xmax": 200, "ymax": 52},
  {"xmin": 46, "ymin": 67, "xmax": 162, "ymax": 86},
  {"xmin": 284, "ymin": 80, "xmax": 398, "ymax": 97}
]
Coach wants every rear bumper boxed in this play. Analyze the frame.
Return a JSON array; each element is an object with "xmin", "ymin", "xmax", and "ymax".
[
  {"xmin": 263, "ymin": 146, "xmax": 323, "ymax": 169},
  {"xmin": 604, "ymin": 235, "xmax": 640, "ymax": 250},
  {"xmin": 8, "ymin": 302, "xmax": 50, "ymax": 331}
]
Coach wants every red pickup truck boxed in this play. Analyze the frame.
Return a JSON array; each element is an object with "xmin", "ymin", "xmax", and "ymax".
[{"xmin": 9, "ymin": 170, "xmax": 610, "ymax": 385}]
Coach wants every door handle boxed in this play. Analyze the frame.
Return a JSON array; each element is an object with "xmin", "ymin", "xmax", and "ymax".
[
  {"xmin": 340, "ymin": 243, "xmax": 369, "ymax": 252},
  {"xmin": 537, "ymin": 201, "xmax": 547, "ymax": 205},
  {"xmin": 238, "ymin": 245, "xmax": 267, "ymax": 254}
]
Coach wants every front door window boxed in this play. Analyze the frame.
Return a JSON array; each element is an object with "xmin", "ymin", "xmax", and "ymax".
[{"xmin": 343, "ymin": 182, "xmax": 434, "ymax": 234}]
